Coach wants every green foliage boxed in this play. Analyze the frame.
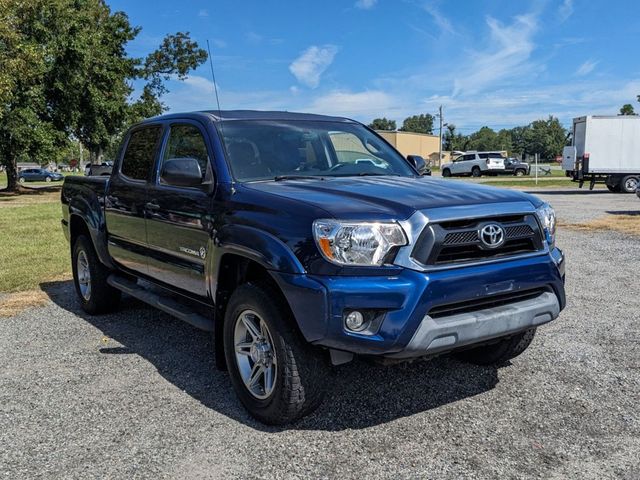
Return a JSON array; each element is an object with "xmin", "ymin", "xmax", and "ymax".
[
  {"xmin": 0, "ymin": 0, "xmax": 207, "ymax": 191},
  {"xmin": 443, "ymin": 124, "xmax": 466, "ymax": 151},
  {"xmin": 619, "ymin": 104, "xmax": 636, "ymax": 115},
  {"xmin": 463, "ymin": 126, "xmax": 512, "ymax": 152},
  {"xmin": 368, "ymin": 118, "xmax": 396, "ymax": 130},
  {"xmin": 400, "ymin": 114, "xmax": 434, "ymax": 134},
  {"xmin": 523, "ymin": 116, "xmax": 567, "ymax": 160}
]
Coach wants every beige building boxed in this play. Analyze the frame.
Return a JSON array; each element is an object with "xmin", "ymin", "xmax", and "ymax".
[{"xmin": 376, "ymin": 130, "xmax": 452, "ymax": 166}]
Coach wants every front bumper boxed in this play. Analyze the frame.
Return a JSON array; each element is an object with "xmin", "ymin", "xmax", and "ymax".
[
  {"xmin": 386, "ymin": 290, "xmax": 559, "ymax": 359},
  {"xmin": 272, "ymin": 248, "xmax": 566, "ymax": 358}
]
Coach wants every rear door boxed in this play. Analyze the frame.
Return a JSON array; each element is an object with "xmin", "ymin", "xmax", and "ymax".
[
  {"xmin": 562, "ymin": 146, "xmax": 576, "ymax": 172},
  {"xmin": 105, "ymin": 124, "xmax": 163, "ymax": 275},
  {"xmin": 145, "ymin": 121, "xmax": 214, "ymax": 298}
]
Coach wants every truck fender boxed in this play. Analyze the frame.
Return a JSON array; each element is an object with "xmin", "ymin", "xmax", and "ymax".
[
  {"xmin": 211, "ymin": 224, "xmax": 305, "ymax": 276},
  {"xmin": 68, "ymin": 197, "xmax": 115, "ymax": 270}
]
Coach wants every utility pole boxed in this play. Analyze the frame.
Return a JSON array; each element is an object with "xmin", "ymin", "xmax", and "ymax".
[{"xmin": 438, "ymin": 105, "xmax": 443, "ymax": 167}]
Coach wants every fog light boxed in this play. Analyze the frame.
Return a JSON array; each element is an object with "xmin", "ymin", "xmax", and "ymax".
[{"xmin": 344, "ymin": 310, "xmax": 366, "ymax": 332}]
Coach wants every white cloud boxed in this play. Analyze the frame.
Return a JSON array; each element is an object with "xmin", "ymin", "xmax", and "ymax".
[
  {"xmin": 575, "ymin": 59, "xmax": 598, "ymax": 76},
  {"xmin": 422, "ymin": 2, "xmax": 454, "ymax": 35},
  {"xmin": 355, "ymin": 0, "xmax": 377, "ymax": 9},
  {"xmin": 289, "ymin": 45, "xmax": 339, "ymax": 89},
  {"xmin": 307, "ymin": 90, "xmax": 397, "ymax": 117},
  {"xmin": 197, "ymin": 9, "xmax": 208, "ymax": 17},
  {"xmin": 212, "ymin": 39, "xmax": 227, "ymax": 49},
  {"xmin": 452, "ymin": 13, "xmax": 538, "ymax": 96},
  {"xmin": 558, "ymin": 0, "xmax": 573, "ymax": 22}
]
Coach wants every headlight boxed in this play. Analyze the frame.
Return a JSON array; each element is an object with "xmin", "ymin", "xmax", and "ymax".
[
  {"xmin": 313, "ymin": 219, "xmax": 408, "ymax": 266},
  {"xmin": 535, "ymin": 203, "xmax": 556, "ymax": 246}
]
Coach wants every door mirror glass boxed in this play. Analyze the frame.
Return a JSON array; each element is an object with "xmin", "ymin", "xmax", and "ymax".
[
  {"xmin": 407, "ymin": 155, "xmax": 429, "ymax": 175},
  {"xmin": 161, "ymin": 158, "xmax": 203, "ymax": 187}
]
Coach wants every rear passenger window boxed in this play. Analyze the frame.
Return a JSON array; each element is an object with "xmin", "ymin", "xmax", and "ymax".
[{"xmin": 121, "ymin": 126, "xmax": 162, "ymax": 180}]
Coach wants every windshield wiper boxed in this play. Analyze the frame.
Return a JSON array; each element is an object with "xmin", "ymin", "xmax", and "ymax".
[{"xmin": 274, "ymin": 175, "xmax": 324, "ymax": 181}]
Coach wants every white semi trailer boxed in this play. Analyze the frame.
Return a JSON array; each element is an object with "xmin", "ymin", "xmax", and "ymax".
[{"xmin": 562, "ymin": 115, "xmax": 640, "ymax": 193}]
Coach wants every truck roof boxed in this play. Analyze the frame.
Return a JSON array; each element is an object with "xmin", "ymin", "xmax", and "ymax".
[{"xmin": 141, "ymin": 110, "xmax": 357, "ymax": 124}]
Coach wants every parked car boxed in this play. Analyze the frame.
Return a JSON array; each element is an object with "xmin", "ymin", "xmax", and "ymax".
[
  {"xmin": 636, "ymin": 181, "xmax": 640, "ymax": 200},
  {"xmin": 503, "ymin": 158, "xmax": 530, "ymax": 176},
  {"xmin": 84, "ymin": 162, "xmax": 113, "ymax": 176},
  {"xmin": 18, "ymin": 168, "xmax": 64, "ymax": 183},
  {"xmin": 61, "ymin": 110, "xmax": 566, "ymax": 425},
  {"xmin": 441, "ymin": 151, "xmax": 506, "ymax": 177}
]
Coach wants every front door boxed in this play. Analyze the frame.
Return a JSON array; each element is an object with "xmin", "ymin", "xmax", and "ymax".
[
  {"xmin": 105, "ymin": 125, "xmax": 163, "ymax": 275},
  {"xmin": 145, "ymin": 122, "xmax": 214, "ymax": 298}
]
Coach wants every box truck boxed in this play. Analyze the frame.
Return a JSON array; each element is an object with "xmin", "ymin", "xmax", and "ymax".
[{"xmin": 563, "ymin": 115, "xmax": 640, "ymax": 193}]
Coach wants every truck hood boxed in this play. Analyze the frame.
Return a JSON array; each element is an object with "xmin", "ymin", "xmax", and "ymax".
[{"xmin": 243, "ymin": 176, "xmax": 538, "ymax": 220}]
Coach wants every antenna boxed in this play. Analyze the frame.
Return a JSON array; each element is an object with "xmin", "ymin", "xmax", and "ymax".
[{"xmin": 206, "ymin": 39, "xmax": 223, "ymax": 120}]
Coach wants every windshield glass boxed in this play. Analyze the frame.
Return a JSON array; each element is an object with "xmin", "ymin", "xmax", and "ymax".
[{"xmin": 219, "ymin": 120, "xmax": 415, "ymax": 181}]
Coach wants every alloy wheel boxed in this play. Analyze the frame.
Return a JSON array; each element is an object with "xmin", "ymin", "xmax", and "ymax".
[
  {"xmin": 233, "ymin": 310, "xmax": 278, "ymax": 400},
  {"xmin": 76, "ymin": 250, "xmax": 92, "ymax": 300}
]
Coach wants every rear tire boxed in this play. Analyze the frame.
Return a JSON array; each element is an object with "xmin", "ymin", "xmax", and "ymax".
[
  {"xmin": 223, "ymin": 282, "xmax": 330, "ymax": 425},
  {"xmin": 72, "ymin": 235, "xmax": 121, "ymax": 314},
  {"xmin": 471, "ymin": 167, "xmax": 481, "ymax": 177},
  {"xmin": 442, "ymin": 168, "xmax": 451, "ymax": 178},
  {"xmin": 620, "ymin": 175, "xmax": 638, "ymax": 194},
  {"xmin": 455, "ymin": 328, "xmax": 536, "ymax": 365}
]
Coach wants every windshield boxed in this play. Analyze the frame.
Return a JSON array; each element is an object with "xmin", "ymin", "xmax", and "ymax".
[{"xmin": 219, "ymin": 120, "xmax": 416, "ymax": 181}]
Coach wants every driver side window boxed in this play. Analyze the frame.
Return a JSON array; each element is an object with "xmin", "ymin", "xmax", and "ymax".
[{"xmin": 160, "ymin": 124, "xmax": 211, "ymax": 185}]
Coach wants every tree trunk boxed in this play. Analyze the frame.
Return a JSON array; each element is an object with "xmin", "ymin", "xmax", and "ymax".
[{"xmin": 4, "ymin": 158, "xmax": 19, "ymax": 192}]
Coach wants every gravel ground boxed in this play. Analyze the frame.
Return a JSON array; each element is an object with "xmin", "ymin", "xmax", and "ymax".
[{"xmin": 1, "ymin": 190, "xmax": 639, "ymax": 479}]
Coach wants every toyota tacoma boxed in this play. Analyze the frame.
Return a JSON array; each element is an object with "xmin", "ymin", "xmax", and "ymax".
[{"xmin": 61, "ymin": 111, "xmax": 566, "ymax": 424}]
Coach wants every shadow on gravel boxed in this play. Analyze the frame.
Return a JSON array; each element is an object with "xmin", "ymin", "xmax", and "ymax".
[
  {"xmin": 606, "ymin": 210, "xmax": 640, "ymax": 216},
  {"xmin": 523, "ymin": 189, "xmax": 612, "ymax": 195},
  {"xmin": 41, "ymin": 280, "xmax": 500, "ymax": 432}
]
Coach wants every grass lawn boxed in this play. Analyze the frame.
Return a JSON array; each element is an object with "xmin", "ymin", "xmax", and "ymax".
[{"xmin": 0, "ymin": 195, "xmax": 70, "ymax": 292}]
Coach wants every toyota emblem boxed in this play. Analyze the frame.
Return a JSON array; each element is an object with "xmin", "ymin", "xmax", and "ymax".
[{"xmin": 479, "ymin": 223, "xmax": 505, "ymax": 248}]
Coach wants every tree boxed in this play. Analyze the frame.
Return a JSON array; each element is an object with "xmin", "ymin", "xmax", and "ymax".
[
  {"xmin": 368, "ymin": 118, "xmax": 396, "ymax": 130},
  {"xmin": 509, "ymin": 126, "xmax": 529, "ymax": 156},
  {"xmin": 0, "ymin": 0, "xmax": 207, "ymax": 192},
  {"xmin": 524, "ymin": 116, "xmax": 567, "ymax": 160},
  {"xmin": 465, "ymin": 126, "xmax": 500, "ymax": 151},
  {"xmin": 399, "ymin": 114, "xmax": 434, "ymax": 134},
  {"xmin": 443, "ymin": 124, "xmax": 466, "ymax": 151},
  {"xmin": 619, "ymin": 104, "xmax": 636, "ymax": 115}
]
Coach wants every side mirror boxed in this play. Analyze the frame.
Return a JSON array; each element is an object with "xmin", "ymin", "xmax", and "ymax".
[
  {"xmin": 407, "ymin": 155, "xmax": 430, "ymax": 175},
  {"xmin": 161, "ymin": 158, "xmax": 203, "ymax": 187}
]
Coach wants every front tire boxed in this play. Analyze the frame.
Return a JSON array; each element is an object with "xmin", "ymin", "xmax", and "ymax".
[
  {"xmin": 223, "ymin": 283, "xmax": 330, "ymax": 425},
  {"xmin": 72, "ymin": 235, "xmax": 121, "ymax": 314},
  {"xmin": 442, "ymin": 168, "xmax": 451, "ymax": 177},
  {"xmin": 471, "ymin": 167, "xmax": 481, "ymax": 177},
  {"xmin": 455, "ymin": 328, "xmax": 536, "ymax": 365},
  {"xmin": 515, "ymin": 169, "xmax": 526, "ymax": 177}
]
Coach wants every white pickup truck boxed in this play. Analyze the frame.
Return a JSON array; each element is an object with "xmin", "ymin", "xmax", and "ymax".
[{"xmin": 441, "ymin": 151, "xmax": 506, "ymax": 177}]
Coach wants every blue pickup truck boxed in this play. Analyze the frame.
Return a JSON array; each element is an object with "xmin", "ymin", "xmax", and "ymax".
[{"xmin": 61, "ymin": 111, "xmax": 565, "ymax": 424}]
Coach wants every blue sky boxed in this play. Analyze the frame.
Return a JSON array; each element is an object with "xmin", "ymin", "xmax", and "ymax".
[{"xmin": 111, "ymin": 0, "xmax": 640, "ymax": 132}]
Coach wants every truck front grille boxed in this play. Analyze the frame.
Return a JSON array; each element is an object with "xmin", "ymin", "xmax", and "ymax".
[{"xmin": 411, "ymin": 214, "xmax": 544, "ymax": 266}]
